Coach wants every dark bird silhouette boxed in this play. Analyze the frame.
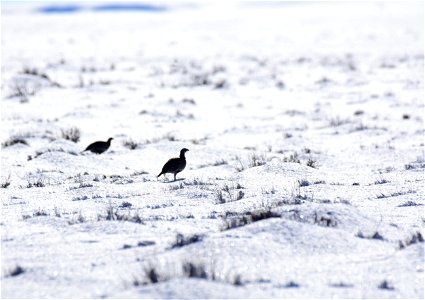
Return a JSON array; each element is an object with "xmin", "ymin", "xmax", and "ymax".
[
  {"xmin": 157, "ymin": 148, "xmax": 189, "ymax": 181},
  {"xmin": 82, "ymin": 137, "xmax": 113, "ymax": 154}
]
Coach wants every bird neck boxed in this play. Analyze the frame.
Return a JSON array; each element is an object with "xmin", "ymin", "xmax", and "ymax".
[{"xmin": 180, "ymin": 152, "xmax": 186, "ymax": 159}]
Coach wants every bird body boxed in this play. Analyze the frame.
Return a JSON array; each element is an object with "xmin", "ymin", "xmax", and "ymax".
[
  {"xmin": 157, "ymin": 148, "xmax": 189, "ymax": 181},
  {"xmin": 83, "ymin": 137, "xmax": 113, "ymax": 154}
]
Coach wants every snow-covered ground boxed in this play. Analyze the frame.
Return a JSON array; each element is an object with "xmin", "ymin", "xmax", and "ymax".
[{"xmin": 1, "ymin": 1, "xmax": 424, "ymax": 298}]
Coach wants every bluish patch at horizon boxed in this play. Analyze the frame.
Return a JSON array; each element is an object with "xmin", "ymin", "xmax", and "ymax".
[
  {"xmin": 93, "ymin": 3, "xmax": 167, "ymax": 12},
  {"xmin": 39, "ymin": 5, "xmax": 82, "ymax": 14},
  {"xmin": 38, "ymin": 3, "xmax": 167, "ymax": 14}
]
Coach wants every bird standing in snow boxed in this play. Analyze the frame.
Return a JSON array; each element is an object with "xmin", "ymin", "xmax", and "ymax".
[
  {"xmin": 82, "ymin": 137, "xmax": 113, "ymax": 154},
  {"xmin": 157, "ymin": 148, "xmax": 189, "ymax": 181}
]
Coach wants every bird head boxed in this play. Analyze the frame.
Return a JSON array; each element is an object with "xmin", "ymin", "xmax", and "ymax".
[
  {"xmin": 108, "ymin": 137, "xmax": 114, "ymax": 143},
  {"xmin": 180, "ymin": 148, "xmax": 189, "ymax": 157}
]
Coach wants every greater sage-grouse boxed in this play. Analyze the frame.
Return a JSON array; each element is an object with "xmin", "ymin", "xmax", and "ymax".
[
  {"xmin": 83, "ymin": 137, "xmax": 113, "ymax": 154},
  {"xmin": 157, "ymin": 148, "xmax": 189, "ymax": 181}
]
